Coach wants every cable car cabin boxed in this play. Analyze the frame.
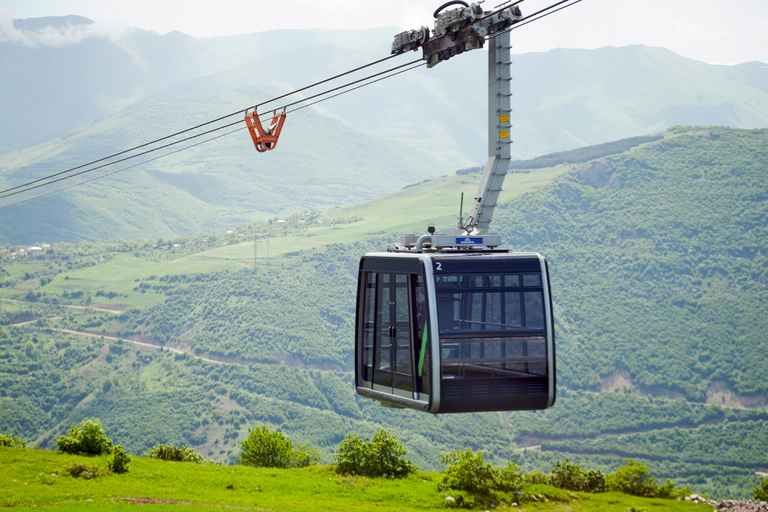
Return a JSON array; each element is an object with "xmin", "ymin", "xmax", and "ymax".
[{"xmin": 355, "ymin": 250, "xmax": 555, "ymax": 414}]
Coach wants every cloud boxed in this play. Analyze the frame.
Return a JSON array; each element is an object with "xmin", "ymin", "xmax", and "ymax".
[{"xmin": 0, "ymin": 9, "xmax": 125, "ymax": 47}]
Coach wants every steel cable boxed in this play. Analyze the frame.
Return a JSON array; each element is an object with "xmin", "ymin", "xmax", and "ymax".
[
  {"xmin": 0, "ymin": 58, "xmax": 421, "ymax": 201},
  {"xmin": 0, "ymin": 52, "xmax": 409, "ymax": 198},
  {"xmin": 0, "ymin": 61, "xmax": 427, "ymax": 209},
  {"xmin": 0, "ymin": 0, "xmax": 582, "ymax": 207}
]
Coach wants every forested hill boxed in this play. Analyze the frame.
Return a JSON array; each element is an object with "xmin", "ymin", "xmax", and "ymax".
[
  {"xmin": 494, "ymin": 126, "xmax": 768, "ymax": 399},
  {"xmin": 1, "ymin": 126, "xmax": 767, "ymax": 500}
]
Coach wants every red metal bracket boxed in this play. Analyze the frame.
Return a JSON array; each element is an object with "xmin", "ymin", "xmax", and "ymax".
[{"xmin": 245, "ymin": 108, "xmax": 287, "ymax": 152}]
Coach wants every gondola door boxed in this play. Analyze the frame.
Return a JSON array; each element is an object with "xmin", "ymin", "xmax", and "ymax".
[
  {"xmin": 357, "ymin": 256, "xmax": 434, "ymax": 410},
  {"xmin": 367, "ymin": 272, "xmax": 413, "ymax": 398}
]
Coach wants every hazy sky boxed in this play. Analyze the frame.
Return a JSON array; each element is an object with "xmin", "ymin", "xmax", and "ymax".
[{"xmin": 2, "ymin": 0, "xmax": 767, "ymax": 65}]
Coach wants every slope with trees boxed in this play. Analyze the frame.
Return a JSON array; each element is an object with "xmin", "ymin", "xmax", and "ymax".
[{"xmin": 1, "ymin": 126, "xmax": 767, "ymax": 500}]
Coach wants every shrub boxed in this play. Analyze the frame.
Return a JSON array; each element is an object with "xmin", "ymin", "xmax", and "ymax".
[
  {"xmin": 523, "ymin": 469, "xmax": 549, "ymax": 485},
  {"xmin": 607, "ymin": 459, "xmax": 655, "ymax": 496},
  {"xmin": 754, "ymin": 477, "xmax": 768, "ymax": 502},
  {"xmin": 238, "ymin": 426, "xmax": 320, "ymax": 469},
  {"xmin": 56, "ymin": 419, "xmax": 113, "ymax": 455},
  {"xmin": 494, "ymin": 462, "xmax": 524, "ymax": 492},
  {"xmin": 0, "ymin": 434, "xmax": 26, "ymax": 448},
  {"xmin": 108, "ymin": 445, "xmax": 130, "ymax": 474},
  {"xmin": 334, "ymin": 429, "xmax": 415, "ymax": 478},
  {"xmin": 63, "ymin": 462, "xmax": 100, "ymax": 479},
  {"xmin": 583, "ymin": 468, "xmax": 608, "ymax": 493},
  {"xmin": 291, "ymin": 442, "xmax": 323, "ymax": 469},
  {"xmin": 606, "ymin": 459, "xmax": 685, "ymax": 498},
  {"xmin": 439, "ymin": 449, "xmax": 497, "ymax": 495},
  {"xmin": 148, "ymin": 443, "xmax": 209, "ymax": 464},
  {"xmin": 438, "ymin": 448, "xmax": 522, "ymax": 496},
  {"xmin": 549, "ymin": 459, "xmax": 607, "ymax": 493}
]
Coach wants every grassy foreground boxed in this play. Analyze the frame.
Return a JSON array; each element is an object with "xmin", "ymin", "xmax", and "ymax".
[{"xmin": 0, "ymin": 447, "xmax": 712, "ymax": 511}]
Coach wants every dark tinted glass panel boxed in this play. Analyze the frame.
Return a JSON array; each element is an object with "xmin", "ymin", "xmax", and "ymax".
[
  {"xmin": 524, "ymin": 291, "xmax": 545, "ymax": 329},
  {"xmin": 362, "ymin": 273, "xmax": 375, "ymax": 368},
  {"xmin": 436, "ymin": 273, "xmax": 545, "ymax": 334},
  {"xmin": 441, "ymin": 336, "xmax": 548, "ymax": 380},
  {"xmin": 504, "ymin": 292, "xmax": 522, "ymax": 328},
  {"xmin": 523, "ymin": 274, "xmax": 541, "ymax": 287},
  {"xmin": 436, "ymin": 271, "xmax": 549, "ymax": 383},
  {"xmin": 373, "ymin": 274, "xmax": 392, "ymax": 387},
  {"xmin": 394, "ymin": 274, "xmax": 412, "ymax": 392},
  {"xmin": 413, "ymin": 274, "xmax": 430, "ymax": 396}
]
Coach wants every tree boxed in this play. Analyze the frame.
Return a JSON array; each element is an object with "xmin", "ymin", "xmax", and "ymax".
[
  {"xmin": 549, "ymin": 459, "xmax": 607, "ymax": 493},
  {"xmin": 754, "ymin": 477, "xmax": 768, "ymax": 502},
  {"xmin": 334, "ymin": 429, "xmax": 415, "ymax": 478},
  {"xmin": 238, "ymin": 426, "xmax": 320, "ymax": 469},
  {"xmin": 56, "ymin": 418, "xmax": 114, "ymax": 455}
]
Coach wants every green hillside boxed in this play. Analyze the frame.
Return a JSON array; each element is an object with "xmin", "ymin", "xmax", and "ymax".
[
  {"xmin": 0, "ymin": 86, "xmax": 442, "ymax": 244},
  {"xmin": 0, "ymin": 446, "xmax": 716, "ymax": 511},
  {"xmin": 494, "ymin": 126, "xmax": 768, "ymax": 398},
  {"xmin": 1, "ymin": 126, "xmax": 767, "ymax": 500}
]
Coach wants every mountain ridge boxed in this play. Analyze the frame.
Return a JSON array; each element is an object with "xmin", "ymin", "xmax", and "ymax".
[{"xmin": 3, "ymin": 36, "xmax": 768, "ymax": 245}]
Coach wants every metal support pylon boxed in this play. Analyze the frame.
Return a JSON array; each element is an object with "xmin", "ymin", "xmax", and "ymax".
[{"xmin": 464, "ymin": 30, "xmax": 512, "ymax": 235}]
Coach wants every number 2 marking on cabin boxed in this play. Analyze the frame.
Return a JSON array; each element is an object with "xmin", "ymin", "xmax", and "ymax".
[{"xmin": 435, "ymin": 262, "xmax": 442, "ymax": 271}]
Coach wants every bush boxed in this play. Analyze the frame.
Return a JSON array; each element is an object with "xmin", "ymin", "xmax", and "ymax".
[
  {"xmin": 56, "ymin": 419, "xmax": 113, "ymax": 455},
  {"xmin": 494, "ymin": 462, "xmax": 524, "ymax": 492},
  {"xmin": 606, "ymin": 459, "xmax": 686, "ymax": 498},
  {"xmin": 583, "ymin": 468, "xmax": 608, "ymax": 493},
  {"xmin": 549, "ymin": 459, "xmax": 607, "ymax": 493},
  {"xmin": 0, "ymin": 434, "xmax": 26, "ymax": 448},
  {"xmin": 334, "ymin": 429, "xmax": 415, "ymax": 478},
  {"xmin": 438, "ymin": 448, "xmax": 522, "ymax": 496},
  {"xmin": 108, "ymin": 445, "xmax": 130, "ymax": 474},
  {"xmin": 754, "ymin": 477, "xmax": 768, "ymax": 502},
  {"xmin": 148, "ymin": 443, "xmax": 210, "ymax": 464},
  {"xmin": 607, "ymin": 459, "xmax": 655, "ymax": 496},
  {"xmin": 523, "ymin": 469, "xmax": 549, "ymax": 485},
  {"xmin": 63, "ymin": 462, "xmax": 100, "ymax": 479},
  {"xmin": 439, "ymin": 449, "xmax": 497, "ymax": 495},
  {"xmin": 238, "ymin": 426, "xmax": 320, "ymax": 469}
]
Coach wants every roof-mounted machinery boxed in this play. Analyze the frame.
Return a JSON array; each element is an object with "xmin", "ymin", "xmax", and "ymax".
[
  {"xmin": 391, "ymin": 0, "xmax": 520, "ymax": 250},
  {"xmin": 391, "ymin": 26, "xmax": 431, "ymax": 54},
  {"xmin": 391, "ymin": 1, "xmax": 523, "ymax": 68}
]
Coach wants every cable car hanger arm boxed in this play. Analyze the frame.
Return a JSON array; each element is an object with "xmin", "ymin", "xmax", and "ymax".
[{"xmin": 391, "ymin": 1, "xmax": 522, "ymax": 248}]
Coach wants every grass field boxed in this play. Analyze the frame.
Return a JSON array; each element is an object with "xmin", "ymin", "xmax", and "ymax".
[{"xmin": 0, "ymin": 447, "xmax": 712, "ymax": 511}]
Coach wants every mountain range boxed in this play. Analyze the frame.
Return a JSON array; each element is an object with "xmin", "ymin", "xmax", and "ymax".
[{"xmin": 1, "ymin": 16, "xmax": 768, "ymax": 245}]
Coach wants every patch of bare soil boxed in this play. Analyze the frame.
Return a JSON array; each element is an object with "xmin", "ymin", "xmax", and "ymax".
[
  {"xmin": 120, "ymin": 497, "xmax": 268, "ymax": 510},
  {"xmin": 122, "ymin": 498, "xmax": 185, "ymax": 504},
  {"xmin": 88, "ymin": 303, "xmax": 128, "ymax": 312},
  {"xmin": 10, "ymin": 315, "xmax": 37, "ymax": 325}
]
